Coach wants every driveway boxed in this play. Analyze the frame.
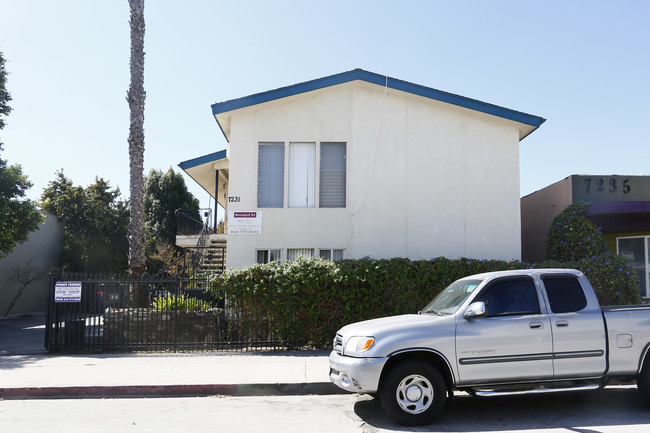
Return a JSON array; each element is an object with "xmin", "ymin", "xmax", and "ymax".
[{"xmin": 0, "ymin": 313, "xmax": 47, "ymax": 355}]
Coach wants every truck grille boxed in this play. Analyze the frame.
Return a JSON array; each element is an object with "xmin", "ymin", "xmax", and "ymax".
[{"xmin": 333, "ymin": 334, "xmax": 343, "ymax": 353}]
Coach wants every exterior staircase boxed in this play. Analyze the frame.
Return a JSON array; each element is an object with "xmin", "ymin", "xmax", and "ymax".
[
  {"xmin": 198, "ymin": 238, "xmax": 227, "ymax": 274},
  {"xmin": 175, "ymin": 209, "xmax": 227, "ymax": 275}
]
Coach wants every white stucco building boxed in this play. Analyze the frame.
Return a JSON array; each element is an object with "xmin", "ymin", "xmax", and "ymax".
[{"xmin": 179, "ymin": 69, "xmax": 545, "ymax": 269}]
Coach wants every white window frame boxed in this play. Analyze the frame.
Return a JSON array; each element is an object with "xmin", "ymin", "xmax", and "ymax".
[
  {"xmin": 257, "ymin": 140, "xmax": 346, "ymax": 209},
  {"xmin": 256, "ymin": 249, "xmax": 282, "ymax": 264},
  {"xmin": 617, "ymin": 235, "xmax": 650, "ymax": 298},
  {"xmin": 287, "ymin": 248, "xmax": 314, "ymax": 261},
  {"xmin": 319, "ymin": 249, "xmax": 345, "ymax": 261}
]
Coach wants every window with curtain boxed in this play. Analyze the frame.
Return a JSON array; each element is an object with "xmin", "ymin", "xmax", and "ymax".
[
  {"xmin": 319, "ymin": 142, "xmax": 346, "ymax": 208},
  {"xmin": 287, "ymin": 248, "xmax": 314, "ymax": 261},
  {"xmin": 257, "ymin": 142, "xmax": 285, "ymax": 208},
  {"xmin": 256, "ymin": 249, "xmax": 281, "ymax": 264},
  {"xmin": 289, "ymin": 142, "xmax": 315, "ymax": 208},
  {"xmin": 319, "ymin": 249, "xmax": 345, "ymax": 261}
]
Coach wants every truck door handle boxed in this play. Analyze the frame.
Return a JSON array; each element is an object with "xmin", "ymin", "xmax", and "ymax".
[
  {"xmin": 529, "ymin": 322, "xmax": 543, "ymax": 329},
  {"xmin": 556, "ymin": 320, "xmax": 569, "ymax": 327}
]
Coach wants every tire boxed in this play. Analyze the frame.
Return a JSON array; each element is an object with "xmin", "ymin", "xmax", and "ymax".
[
  {"xmin": 379, "ymin": 360, "xmax": 447, "ymax": 426},
  {"xmin": 638, "ymin": 359, "xmax": 650, "ymax": 402}
]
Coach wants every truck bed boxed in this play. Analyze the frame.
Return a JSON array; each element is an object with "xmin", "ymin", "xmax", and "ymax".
[{"xmin": 602, "ymin": 304, "xmax": 650, "ymax": 377}]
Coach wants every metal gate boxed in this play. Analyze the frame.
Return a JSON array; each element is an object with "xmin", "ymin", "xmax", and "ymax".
[{"xmin": 45, "ymin": 269, "xmax": 291, "ymax": 353}]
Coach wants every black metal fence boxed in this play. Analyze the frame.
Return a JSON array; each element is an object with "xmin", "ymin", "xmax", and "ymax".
[{"xmin": 45, "ymin": 270, "xmax": 291, "ymax": 353}]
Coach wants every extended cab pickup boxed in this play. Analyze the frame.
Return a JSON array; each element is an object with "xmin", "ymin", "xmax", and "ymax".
[{"xmin": 329, "ymin": 269, "xmax": 650, "ymax": 426}]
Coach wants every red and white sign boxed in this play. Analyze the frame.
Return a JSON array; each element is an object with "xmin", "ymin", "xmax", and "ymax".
[{"xmin": 228, "ymin": 211, "xmax": 262, "ymax": 234}]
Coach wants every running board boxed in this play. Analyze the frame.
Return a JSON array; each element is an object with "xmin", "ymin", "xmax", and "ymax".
[{"xmin": 472, "ymin": 383, "xmax": 601, "ymax": 397}]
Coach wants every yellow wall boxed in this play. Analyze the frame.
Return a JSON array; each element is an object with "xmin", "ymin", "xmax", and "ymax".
[{"xmin": 605, "ymin": 231, "xmax": 650, "ymax": 253}]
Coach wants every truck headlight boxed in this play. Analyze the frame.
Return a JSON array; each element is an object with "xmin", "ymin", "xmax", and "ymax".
[{"xmin": 344, "ymin": 336, "xmax": 375, "ymax": 355}]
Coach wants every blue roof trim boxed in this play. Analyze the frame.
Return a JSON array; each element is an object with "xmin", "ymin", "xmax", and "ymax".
[
  {"xmin": 211, "ymin": 68, "xmax": 546, "ymax": 129},
  {"xmin": 178, "ymin": 149, "xmax": 227, "ymax": 171}
]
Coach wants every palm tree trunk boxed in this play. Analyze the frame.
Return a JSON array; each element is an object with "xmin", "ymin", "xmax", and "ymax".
[{"xmin": 127, "ymin": 0, "xmax": 146, "ymax": 279}]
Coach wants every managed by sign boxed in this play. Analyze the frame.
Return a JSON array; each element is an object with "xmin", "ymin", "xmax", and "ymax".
[{"xmin": 228, "ymin": 211, "xmax": 263, "ymax": 234}]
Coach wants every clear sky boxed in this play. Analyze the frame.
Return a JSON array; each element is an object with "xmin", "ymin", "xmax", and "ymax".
[{"xmin": 1, "ymin": 0, "xmax": 648, "ymax": 215}]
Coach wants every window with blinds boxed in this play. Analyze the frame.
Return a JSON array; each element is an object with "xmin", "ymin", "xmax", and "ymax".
[
  {"xmin": 257, "ymin": 143, "xmax": 285, "ymax": 208},
  {"xmin": 319, "ymin": 142, "xmax": 346, "ymax": 208}
]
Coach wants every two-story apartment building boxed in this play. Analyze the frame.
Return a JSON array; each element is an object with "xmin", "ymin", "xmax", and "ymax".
[{"xmin": 179, "ymin": 69, "xmax": 545, "ymax": 269}]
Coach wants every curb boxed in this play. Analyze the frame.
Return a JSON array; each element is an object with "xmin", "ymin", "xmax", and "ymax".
[{"xmin": 0, "ymin": 382, "xmax": 344, "ymax": 400}]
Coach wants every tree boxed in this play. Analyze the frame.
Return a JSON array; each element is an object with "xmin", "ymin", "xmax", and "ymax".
[
  {"xmin": 3, "ymin": 258, "xmax": 46, "ymax": 316},
  {"xmin": 0, "ymin": 148, "xmax": 44, "ymax": 258},
  {"xmin": 41, "ymin": 171, "xmax": 129, "ymax": 272},
  {"xmin": 127, "ymin": 0, "xmax": 147, "ymax": 274},
  {"xmin": 0, "ymin": 51, "xmax": 43, "ymax": 258},
  {"xmin": 144, "ymin": 168, "xmax": 200, "ymax": 247},
  {"xmin": 0, "ymin": 51, "xmax": 12, "ymax": 131}
]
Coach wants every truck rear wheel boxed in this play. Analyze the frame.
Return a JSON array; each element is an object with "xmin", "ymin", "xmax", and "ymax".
[
  {"xmin": 638, "ymin": 359, "xmax": 650, "ymax": 401},
  {"xmin": 379, "ymin": 360, "xmax": 446, "ymax": 426}
]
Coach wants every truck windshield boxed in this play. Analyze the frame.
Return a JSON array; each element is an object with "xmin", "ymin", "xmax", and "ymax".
[{"xmin": 422, "ymin": 279, "xmax": 482, "ymax": 315}]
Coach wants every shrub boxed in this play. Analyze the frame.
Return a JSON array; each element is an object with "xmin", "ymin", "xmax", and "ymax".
[
  {"xmin": 546, "ymin": 201, "xmax": 608, "ymax": 261},
  {"xmin": 573, "ymin": 254, "xmax": 641, "ymax": 305},
  {"xmin": 152, "ymin": 294, "xmax": 213, "ymax": 311},
  {"xmin": 211, "ymin": 255, "xmax": 640, "ymax": 349},
  {"xmin": 543, "ymin": 201, "xmax": 640, "ymax": 304}
]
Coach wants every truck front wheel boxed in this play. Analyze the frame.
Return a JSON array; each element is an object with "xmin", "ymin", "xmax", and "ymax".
[{"xmin": 379, "ymin": 360, "xmax": 447, "ymax": 426}]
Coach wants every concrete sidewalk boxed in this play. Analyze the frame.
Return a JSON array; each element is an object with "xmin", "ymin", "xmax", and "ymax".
[{"xmin": 0, "ymin": 314, "xmax": 339, "ymax": 399}]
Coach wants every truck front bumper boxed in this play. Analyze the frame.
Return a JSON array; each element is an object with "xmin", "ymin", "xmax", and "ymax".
[{"xmin": 328, "ymin": 350, "xmax": 387, "ymax": 393}]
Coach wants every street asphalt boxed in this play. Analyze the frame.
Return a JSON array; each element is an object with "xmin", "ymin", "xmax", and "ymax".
[
  {"xmin": 0, "ymin": 313, "xmax": 339, "ymax": 399},
  {"xmin": 2, "ymin": 314, "xmax": 649, "ymax": 433}
]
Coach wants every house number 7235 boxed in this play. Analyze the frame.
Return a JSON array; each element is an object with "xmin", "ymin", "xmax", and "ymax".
[{"xmin": 583, "ymin": 177, "xmax": 631, "ymax": 195}]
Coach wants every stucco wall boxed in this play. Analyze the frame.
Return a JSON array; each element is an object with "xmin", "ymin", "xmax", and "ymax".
[
  {"xmin": 0, "ymin": 212, "xmax": 63, "ymax": 315},
  {"xmin": 520, "ymin": 177, "xmax": 573, "ymax": 262},
  {"xmin": 225, "ymin": 80, "xmax": 525, "ymax": 269}
]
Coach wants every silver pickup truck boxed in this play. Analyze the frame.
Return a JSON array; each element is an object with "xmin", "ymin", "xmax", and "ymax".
[{"xmin": 329, "ymin": 269, "xmax": 650, "ymax": 426}]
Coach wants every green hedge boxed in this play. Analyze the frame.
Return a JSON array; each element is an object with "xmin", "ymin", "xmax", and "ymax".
[
  {"xmin": 152, "ymin": 294, "xmax": 213, "ymax": 311},
  {"xmin": 210, "ymin": 255, "xmax": 641, "ymax": 349}
]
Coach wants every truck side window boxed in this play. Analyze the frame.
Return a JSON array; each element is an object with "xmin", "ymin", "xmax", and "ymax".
[
  {"xmin": 541, "ymin": 276, "xmax": 587, "ymax": 313},
  {"xmin": 476, "ymin": 278, "xmax": 540, "ymax": 317}
]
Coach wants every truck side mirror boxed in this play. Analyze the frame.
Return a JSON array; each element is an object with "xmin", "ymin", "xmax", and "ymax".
[{"xmin": 464, "ymin": 302, "xmax": 487, "ymax": 320}]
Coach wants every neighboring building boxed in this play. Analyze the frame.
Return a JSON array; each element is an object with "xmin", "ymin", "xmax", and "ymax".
[
  {"xmin": 179, "ymin": 69, "xmax": 545, "ymax": 270},
  {"xmin": 0, "ymin": 211, "xmax": 63, "ymax": 315},
  {"xmin": 521, "ymin": 175, "xmax": 650, "ymax": 297}
]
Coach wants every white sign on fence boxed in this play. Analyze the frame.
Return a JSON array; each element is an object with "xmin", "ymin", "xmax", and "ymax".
[{"xmin": 55, "ymin": 281, "xmax": 82, "ymax": 303}]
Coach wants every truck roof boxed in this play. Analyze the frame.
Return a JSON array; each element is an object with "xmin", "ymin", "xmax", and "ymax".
[{"xmin": 460, "ymin": 268, "xmax": 583, "ymax": 281}]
